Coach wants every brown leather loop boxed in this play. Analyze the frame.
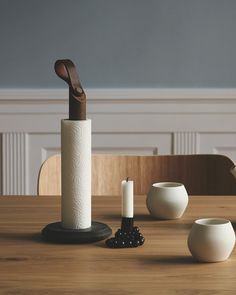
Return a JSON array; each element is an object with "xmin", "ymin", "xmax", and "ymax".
[
  {"xmin": 54, "ymin": 59, "xmax": 86, "ymax": 120},
  {"xmin": 54, "ymin": 59, "xmax": 85, "ymax": 98}
]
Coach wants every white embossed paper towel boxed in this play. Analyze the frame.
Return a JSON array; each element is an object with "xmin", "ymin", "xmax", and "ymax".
[{"xmin": 61, "ymin": 119, "xmax": 91, "ymax": 229}]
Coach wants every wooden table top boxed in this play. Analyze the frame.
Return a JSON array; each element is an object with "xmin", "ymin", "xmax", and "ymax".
[{"xmin": 0, "ymin": 195, "xmax": 236, "ymax": 295}]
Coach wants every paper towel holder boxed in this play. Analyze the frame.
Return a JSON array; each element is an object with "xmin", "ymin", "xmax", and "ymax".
[{"xmin": 41, "ymin": 59, "xmax": 112, "ymax": 244}]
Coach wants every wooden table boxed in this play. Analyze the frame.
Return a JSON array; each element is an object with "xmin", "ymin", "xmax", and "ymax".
[{"xmin": 0, "ymin": 195, "xmax": 236, "ymax": 294}]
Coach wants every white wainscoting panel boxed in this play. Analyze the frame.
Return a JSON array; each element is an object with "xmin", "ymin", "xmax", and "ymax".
[
  {"xmin": 1, "ymin": 88, "xmax": 236, "ymax": 195},
  {"xmin": 92, "ymin": 132, "xmax": 172, "ymax": 155},
  {"xmin": 173, "ymin": 132, "xmax": 199, "ymax": 154},
  {"xmin": 198, "ymin": 133, "xmax": 236, "ymax": 161},
  {"xmin": 2, "ymin": 133, "xmax": 28, "ymax": 195}
]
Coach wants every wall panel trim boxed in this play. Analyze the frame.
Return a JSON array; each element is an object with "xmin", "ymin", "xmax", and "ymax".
[{"xmin": 1, "ymin": 88, "xmax": 236, "ymax": 102}]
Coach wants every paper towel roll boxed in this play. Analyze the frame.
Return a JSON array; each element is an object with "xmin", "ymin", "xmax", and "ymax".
[{"xmin": 61, "ymin": 119, "xmax": 91, "ymax": 229}]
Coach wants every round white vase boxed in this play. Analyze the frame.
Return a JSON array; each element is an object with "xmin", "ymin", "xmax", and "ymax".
[
  {"xmin": 146, "ymin": 182, "xmax": 188, "ymax": 219},
  {"xmin": 188, "ymin": 218, "xmax": 235, "ymax": 262}
]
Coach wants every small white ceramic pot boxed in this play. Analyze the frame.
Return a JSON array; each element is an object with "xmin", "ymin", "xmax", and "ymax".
[
  {"xmin": 146, "ymin": 182, "xmax": 188, "ymax": 219},
  {"xmin": 188, "ymin": 218, "xmax": 235, "ymax": 262}
]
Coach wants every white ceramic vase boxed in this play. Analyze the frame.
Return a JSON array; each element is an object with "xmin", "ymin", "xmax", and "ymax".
[
  {"xmin": 188, "ymin": 218, "xmax": 235, "ymax": 262},
  {"xmin": 146, "ymin": 182, "xmax": 188, "ymax": 219}
]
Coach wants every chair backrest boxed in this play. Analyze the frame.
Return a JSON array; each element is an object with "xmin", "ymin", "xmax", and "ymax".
[
  {"xmin": 37, "ymin": 154, "xmax": 236, "ymax": 196},
  {"xmin": 38, "ymin": 154, "xmax": 61, "ymax": 196}
]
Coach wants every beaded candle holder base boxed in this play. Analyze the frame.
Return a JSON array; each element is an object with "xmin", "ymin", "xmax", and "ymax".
[
  {"xmin": 42, "ymin": 221, "xmax": 112, "ymax": 244},
  {"xmin": 106, "ymin": 217, "xmax": 145, "ymax": 248}
]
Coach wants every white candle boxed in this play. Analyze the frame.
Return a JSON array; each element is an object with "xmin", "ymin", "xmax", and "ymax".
[{"xmin": 121, "ymin": 178, "xmax": 134, "ymax": 218}]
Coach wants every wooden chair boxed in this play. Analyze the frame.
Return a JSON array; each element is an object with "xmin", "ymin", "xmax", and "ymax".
[{"xmin": 38, "ymin": 154, "xmax": 236, "ymax": 195}]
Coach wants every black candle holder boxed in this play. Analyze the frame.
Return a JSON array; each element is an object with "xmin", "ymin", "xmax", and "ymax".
[{"xmin": 106, "ymin": 217, "xmax": 145, "ymax": 248}]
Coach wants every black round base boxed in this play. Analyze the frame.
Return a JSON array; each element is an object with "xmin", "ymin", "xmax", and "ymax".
[{"xmin": 42, "ymin": 221, "xmax": 112, "ymax": 244}]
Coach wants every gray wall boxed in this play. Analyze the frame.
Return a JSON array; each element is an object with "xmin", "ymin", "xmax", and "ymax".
[{"xmin": 0, "ymin": 0, "xmax": 236, "ymax": 88}]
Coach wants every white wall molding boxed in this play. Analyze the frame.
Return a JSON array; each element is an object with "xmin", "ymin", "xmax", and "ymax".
[
  {"xmin": 1, "ymin": 88, "xmax": 236, "ymax": 102},
  {"xmin": 0, "ymin": 89, "xmax": 236, "ymax": 133}
]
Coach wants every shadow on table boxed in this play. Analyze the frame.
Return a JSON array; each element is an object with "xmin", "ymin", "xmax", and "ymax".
[
  {"xmin": 0, "ymin": 232, "xmax": 47, "ymax": 244},
  {"xmin": 104, "ymin": 213, "xmax": 153, "ymax": 221},
  {"xmin": 139, "ymin": 255, "xmax": 196, "ymax": 265},
  {"xmin": 135, "ymin": 215, "xmax": 192, "ymax": 231},
  {"xmin": 104, "ymin": 213, "xmax": 192, "ymax": 223}
]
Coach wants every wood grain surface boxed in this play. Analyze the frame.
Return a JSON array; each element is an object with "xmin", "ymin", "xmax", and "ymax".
[{"xmin": 0, "ymin": 195, "xmax": 236, "ymax": 294}]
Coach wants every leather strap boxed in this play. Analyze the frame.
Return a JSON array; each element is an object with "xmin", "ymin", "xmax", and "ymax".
[{"xmin": 54, "ymin": 59, "xmax": 86, "ymax": 120}]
